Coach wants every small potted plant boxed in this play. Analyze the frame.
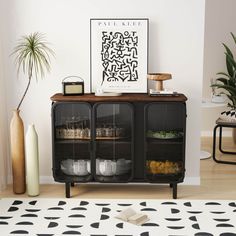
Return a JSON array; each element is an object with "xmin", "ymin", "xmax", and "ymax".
[
  {"xmin": 211, "ymin": 32, "xmax": 236, "ymax": 122},
  {"xmin": 10, "ymin": 32, "xmax": 54, "ymax": 194}
]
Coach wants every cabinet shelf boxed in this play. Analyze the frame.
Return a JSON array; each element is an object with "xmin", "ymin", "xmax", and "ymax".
[
  {"xmin": 146, "ymin": 173, "xmax": 184, "ymax": 182},
  {"xmin": 95, "ymin": 136, "xmax": 129, "ymax": 140},
  {"xmin": 146, "ymin": 138, "xmax": 183, "ymax": 144},
  {"xmin": 55, "ymin": 138, "xmax": 131, "ymax": 144},
  {"xmin": 55, "ymin": 139, "xmax": 91, "ymax": 144},
  {"xmin": 95, "ymin": 140, "xmax": 132, "ymax": 145},
  {"xmin": 95, "ymin": 157, "xmax": 132, "ymax": 161},
  {"xmin": 54, "ymin": 171, "xmax": 92, "ymax": 182}
]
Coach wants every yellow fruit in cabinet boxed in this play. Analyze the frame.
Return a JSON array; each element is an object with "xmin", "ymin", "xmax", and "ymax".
[
  {"xmin": 167, "ymin": 162, "xmax": 172, "ymax": 174},
  {"xmin": 149, "ymin": 161, "xmax": 156, "ymax": 174},
  {"xmin": 155, "ymin": 163, "xmax": 160, "ymax": 174},
  {"xmin": 155, "ymin": 161, "xmax": 161, "ymax": 166},
  {"xmin": 165, "ymin": 161, "xmax": 171, "ymax": 168},
  {"xmin": 158, "ymin": 162, "xmax": 163, "ymax": 174},
  {"xmin": 150, "ymin": 161, "xmax": 156, "ymax": 168},
  {"xmin": 164, "ymin": 165, "xmax": 169, "ymax": 174}
]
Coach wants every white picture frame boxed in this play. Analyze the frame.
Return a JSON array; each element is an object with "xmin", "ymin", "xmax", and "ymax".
[{"xmin": 90, "ymin": 18, "xmax": 149, "ymax": 93}]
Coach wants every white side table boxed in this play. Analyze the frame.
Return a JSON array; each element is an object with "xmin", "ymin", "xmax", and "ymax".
[{"xmin": 201, "ymin": 99, "xmax": 227, "ymax": 160}]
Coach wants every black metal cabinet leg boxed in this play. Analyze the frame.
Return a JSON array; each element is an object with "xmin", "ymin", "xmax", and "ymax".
[
  {"xmin": 169, "ymin": 183, "xmax": 173, "ymax": 188},
  {"xmin": 65, "ymin": 182, "xmax": 70, "ymax": 198},
  {"xmin": 71, "ymin": 182, "xmax": 75, "ymax": 187},
  {"xmin": 173, "ymin": 183, "xmax": 177, "ymax": 199}
]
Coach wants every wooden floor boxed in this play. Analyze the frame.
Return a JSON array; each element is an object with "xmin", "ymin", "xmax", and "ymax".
[{"xmin": 1, "ymin": 137, "xmax": 236, "ymax": 200}]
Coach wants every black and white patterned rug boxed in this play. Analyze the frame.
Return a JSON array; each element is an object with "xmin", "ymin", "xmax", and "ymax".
[{"xmin": 0, "ymin": 198, "xmax": 236, "ymax": 236}]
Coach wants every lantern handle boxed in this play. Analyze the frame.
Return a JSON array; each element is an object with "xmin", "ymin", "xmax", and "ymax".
[{"xmin": 62, "ymin": 76, "xmax": 84, "ymax": 82}]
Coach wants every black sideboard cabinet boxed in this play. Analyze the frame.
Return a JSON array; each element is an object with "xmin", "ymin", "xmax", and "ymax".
[{"xmin": 51, "ymin": 93, "xmax": 187, "ymax": 198}]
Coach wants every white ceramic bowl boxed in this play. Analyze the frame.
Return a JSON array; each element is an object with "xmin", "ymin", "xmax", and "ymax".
[
  {"xmin": 99, "ymin": 160, "xmax": 116, "ymax": 176},
  {"xmin": 61, "ymin": 159, "xmax": 90, "ymax": 176},
  {"xmin": 96, "ymin": 158, "xmax": 131, "ymax": 176}
]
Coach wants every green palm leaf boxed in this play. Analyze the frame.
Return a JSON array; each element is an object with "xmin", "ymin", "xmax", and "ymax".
[
  {"xmin": 230, "ymin": 32, "xmax": 236, "ymax": 45},
  {"xmin": 223, "ymin": 44, "xmax": 234, "ymax": 77},
  {"xmin": 216, "ymin": 72, "xmax": 236, "ymax": 84},
  {"xmin": 215, "ymin": 78, "xmax": 228, "ymax": 85},
  {"xmin": 217, "ymin": 71, "xmax": 232, "ymax": 78},
  {"xmin": 225, "ymin": 52, "xmax": 236, "ymax": 74},
  {"xmin": 212, "ymin": 84, "xmax": 236, "ymax": 96},
  {"xmin": 11, "ymin": 32, "xmax": 55, "ymax": 110},
  {"xmin": 223, "ymin": 43, "xmax": 234, "ymax": 58}
]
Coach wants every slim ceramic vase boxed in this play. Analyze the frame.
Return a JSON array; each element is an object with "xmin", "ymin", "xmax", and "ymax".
[
  {"xmin": 10, "ymin": 109, "xmax": 26, "ymax": 194},
  {"xmin": 25, "ymin": 124, "xmax": 40, "ymax": 196}
]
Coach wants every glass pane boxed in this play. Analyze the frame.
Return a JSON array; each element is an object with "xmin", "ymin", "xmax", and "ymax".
[
  {"xmin": 55, "ymin": 103, "xmax": 91, "ymax": 140},
  {"xmin": 53, "ymin": 103, "xmax": 92, "ymax": 182},
  {"xmin": 95, "ymin": 103, "xmax": 133, "ymax": 182},
  {"xmin": 145, "ymin": 103, "xmax": 185, "ymax": 182}
]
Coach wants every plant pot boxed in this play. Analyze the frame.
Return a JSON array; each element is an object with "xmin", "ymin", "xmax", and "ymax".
[
  {"xmin": 220, "ymin": 109, "xmax": 236, "ymax": 122},
  {"xmin": 10, "ymin": 110, "xmax": 26, "ymax": 194}
]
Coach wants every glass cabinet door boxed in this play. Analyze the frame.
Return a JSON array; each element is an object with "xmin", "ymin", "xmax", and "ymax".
[
  {"xmin": 145, "ymin": 102, "xmax": 186, "ymax": 182},
  {"xmin": 52, "ymin": 102, "xmax": 92, "ymax": 182},
  {"xmin": 94, "ymin": 103, "xmax": 133, "ymax": 182}
]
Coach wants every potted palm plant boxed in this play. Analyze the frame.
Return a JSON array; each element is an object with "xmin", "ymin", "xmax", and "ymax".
[
  {"xmin": 211, "ymin": 32, "xmax": 236, "ymax": 122},
  {"xmin": 10, "ymin": 32, "xmax": 54, "ymax": 194}
]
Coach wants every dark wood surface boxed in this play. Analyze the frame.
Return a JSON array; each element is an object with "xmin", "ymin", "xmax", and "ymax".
[{"xmin": 50, "ymin": 93, "xmax": 187, "ymax": 102}]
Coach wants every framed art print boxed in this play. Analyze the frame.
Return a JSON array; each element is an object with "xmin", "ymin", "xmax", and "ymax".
[{"xmin": 90, "ymin": 18, "xmax": 149, "ymax": 93}]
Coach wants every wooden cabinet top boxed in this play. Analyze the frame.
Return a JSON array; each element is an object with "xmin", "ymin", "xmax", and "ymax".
[{"xmin": 51, "ymin": 93, "xmax": 187, "ymax": 103}]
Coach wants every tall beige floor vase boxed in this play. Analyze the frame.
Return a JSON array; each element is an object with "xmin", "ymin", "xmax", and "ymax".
[
  {"xmin": 25, "ymin": 124, "xmax": 39, "ymax": 196},
  {"xmin": 10, "ymin": 109, "xmax": 26, "ymax": 194}
]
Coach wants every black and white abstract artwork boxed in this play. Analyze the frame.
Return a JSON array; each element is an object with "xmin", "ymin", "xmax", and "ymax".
[
  {"xmin": 0, "ymin": 198, "xmax": 236, "ymax": 235},
  {"xmin": 90, "ymin": 19, "xmax": 148, "ymax": 93}
]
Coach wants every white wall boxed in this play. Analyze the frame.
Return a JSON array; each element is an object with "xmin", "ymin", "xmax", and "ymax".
[
  {"xmin": 202, "ymin": 0, "xmax": 236, "ymax": 136},
  {"xmin": 2, "ymin": 0, "xmax": 205, "ymax": 184},
  {"xmin": 0, "ymin": 0, "xmax": 10, "ymax": 190}
]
